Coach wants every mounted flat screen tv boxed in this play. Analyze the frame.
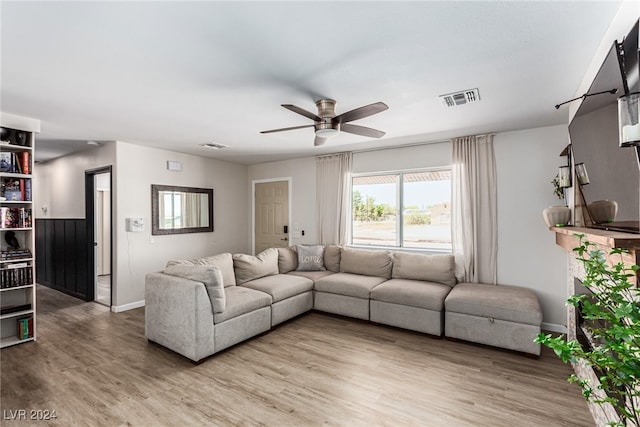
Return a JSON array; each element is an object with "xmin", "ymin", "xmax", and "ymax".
[{"xmin": 569, "ymin": 20, "xmax": 640, "ymax": 234}]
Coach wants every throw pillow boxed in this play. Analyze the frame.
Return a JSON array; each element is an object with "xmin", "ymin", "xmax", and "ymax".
[
  {"xmin": 163, "ymin": 265, "xmax": 226, "ymax": 313},
  {"xmin": 233, "ymin": 248, "xmax": 279, "ymax": 285},
  {"xmin": 340, "ymin": 247, "xmax": 392, "ymax": 279},
  {"xmin": 323, "ymin": 245, "xmax": 342, "ymax": 273},
  {"xmin": 391, "ymin": 252, "xmax": 456, "ymax": 287},
  {"xmin": 166, "ymin": 252, "xmax": 236, "ymax": 287},
  {"xmin": 277, "ymin": 246, "xmax": 298, "ymax": 273},
  {"xmin": 296, "ymin": 245, "xmax": 326, "ymax": 271}
]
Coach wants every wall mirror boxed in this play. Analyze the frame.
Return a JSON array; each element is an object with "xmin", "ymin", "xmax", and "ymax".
[{"xmin": 151, "ymin": 184, "xmax": 213, "ymax": 235}]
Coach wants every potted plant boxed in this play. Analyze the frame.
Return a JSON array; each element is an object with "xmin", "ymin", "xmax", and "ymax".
[
  {"xmin": 536, "ymin": 236, "xmax": 640, "ymax": 426},
  {"xmin": 542, "ymin": 174, "xmax": 571, "ymax": 227}
]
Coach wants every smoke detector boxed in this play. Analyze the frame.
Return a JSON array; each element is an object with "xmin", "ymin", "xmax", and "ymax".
[{"xmin": 439, "ymin": 88, "xmax": 480, "ymax": 108}]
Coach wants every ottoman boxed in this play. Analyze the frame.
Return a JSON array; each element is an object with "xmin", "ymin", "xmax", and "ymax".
[{"xmin": 444, "ymin": 282, "xmax": 543, "ymax": 356}]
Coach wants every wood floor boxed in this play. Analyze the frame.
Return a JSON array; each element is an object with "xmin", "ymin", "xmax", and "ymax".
[{"xmin": 1, "ymin": 285, "xmax": 594, "ymax": 426}]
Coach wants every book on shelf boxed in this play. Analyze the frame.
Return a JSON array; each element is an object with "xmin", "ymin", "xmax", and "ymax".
[
  {"xmin": 17, "ymin": 152, "xmax": 30, "ymax": 175},
  {"xmin": 24, "ymin": 179, "xmax": 31, "ymax": 201},
  {"xmin": 0, "ymin": 153, "xmax": 11, "ymax": 173},
  {"xmin": 1, "ymin": 264, "xmax": 33, "ymax": 288},
  {"xmin": 0, "ymin": 152, "xmax": 30, "ymax": 175},
  {"xmin": 17, "ymin": 316, "xmax": 33, "ymax": 340},
  {"xmin": 0, "ymin": 207, "xmax": 32, "ymax": 228},
  {"xmin": 0, "ymin": 178, "xmax": 32, "ymax": 202},
  {"xmin": 1, "ymin": 248, "xmax": 32, "ymax": 260}
]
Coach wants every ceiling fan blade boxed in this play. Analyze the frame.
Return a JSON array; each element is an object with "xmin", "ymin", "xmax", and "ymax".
[
  {"xmin": 333, "ymin": 102, "xmax": 388, "ymax": 124},
  {"xmin": 282, "ymin": 104, "xmax": 321, "ymax": 121},
  {"xmin": 314, "ymin": 136, "xmax": 327, "ymax": 146},
  {"xmin": 260, "ymin": 124, "xmax": 314, "ymax": 134},
  {"xmin": 340, "ymin": 123, "xmax": 385, "ymax": 138}
]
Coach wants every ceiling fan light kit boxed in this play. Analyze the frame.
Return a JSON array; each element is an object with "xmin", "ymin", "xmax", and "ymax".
[{"xmin": 261, "ymin": 98, "xmax": 388, "ymax": 146}]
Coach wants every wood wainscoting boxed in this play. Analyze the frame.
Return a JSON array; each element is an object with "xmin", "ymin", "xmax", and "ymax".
[{"xmin": 35, "ymin": 218, "xmax": 91, "ymax": 301}]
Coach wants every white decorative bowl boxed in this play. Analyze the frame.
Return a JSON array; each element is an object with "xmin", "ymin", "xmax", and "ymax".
[
  {"xmin": 588, "ymin": 200, "xmax": 618, "ymax": 224},
  {"xmin": 543, "ymin": 206, "xmax": 571, "ymax": 227}
]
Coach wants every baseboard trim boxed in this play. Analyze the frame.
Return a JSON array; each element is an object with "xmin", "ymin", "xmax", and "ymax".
[
  {"xmin": 111, "ymin": 300, "xmax": 145, "ymax": 313},
  {"xmin": 541, "ymin": 322, "xmax": 566, "ymax": 334}
]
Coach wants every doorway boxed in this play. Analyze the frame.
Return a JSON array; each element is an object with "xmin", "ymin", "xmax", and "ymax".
[
  {"xmin": 253, "ymin": 179, "xmax": 291, "ymax": 254},
  {"xmin": 85, "ymin": 167, "xmax": 112, "ymax": 307}
]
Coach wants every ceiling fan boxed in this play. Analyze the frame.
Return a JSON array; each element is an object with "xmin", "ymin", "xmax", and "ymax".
[{"xmin": 261, "ymin": 99, "xmax": 388, "ymax": 146}]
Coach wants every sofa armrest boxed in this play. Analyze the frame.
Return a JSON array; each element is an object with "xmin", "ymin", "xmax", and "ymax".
[{"xmin": 145, "ymin": 272, "xmax": 216, "ymax": 362}]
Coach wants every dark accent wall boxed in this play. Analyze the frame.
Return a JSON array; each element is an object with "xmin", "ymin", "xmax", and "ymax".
[{"xmin": 35, "ymin": 219, "xmax": 91, "ymax": 301}]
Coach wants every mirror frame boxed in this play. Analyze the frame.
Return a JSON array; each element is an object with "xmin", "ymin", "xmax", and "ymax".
[{"xmin": 151, "ymin": 184, "xmax": 214, "ymax": 235}]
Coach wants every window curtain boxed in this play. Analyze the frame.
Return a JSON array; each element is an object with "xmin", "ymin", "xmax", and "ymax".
[
  {"xmin": 183, "ymin": 193, "xmax": 201, "ymax": 228},
  {"xmin": 316, "ymin": 152, "xmax": 353, "ymax": 245},
  {"xmin": 451, "ymin": 134, "xmax": 497, "ymax": 284}
]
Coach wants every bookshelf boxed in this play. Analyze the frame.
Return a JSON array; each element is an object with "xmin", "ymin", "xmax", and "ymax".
[{"xmin": 0, "ymin": 126, "xmax": 36, "ymax": 348}]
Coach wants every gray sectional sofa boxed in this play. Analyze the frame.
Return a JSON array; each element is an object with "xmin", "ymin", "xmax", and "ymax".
[{"xmin": 145, "ymin": 245, "xmax": 543, "ymax": 362}]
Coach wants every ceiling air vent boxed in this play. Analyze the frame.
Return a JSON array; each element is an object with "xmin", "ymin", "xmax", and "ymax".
[
  {"xmin": 200, "ymin": 143, "xmax": 228, "ymax": 150},
  {"xmin": 439, "ymin": 88, "xmax": 480, "ymax": 108}
]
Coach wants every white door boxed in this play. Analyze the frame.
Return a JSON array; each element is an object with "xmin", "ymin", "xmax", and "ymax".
[{"xmin": 255, "ymin": 181, "xmax": 289, "ymax": 254}]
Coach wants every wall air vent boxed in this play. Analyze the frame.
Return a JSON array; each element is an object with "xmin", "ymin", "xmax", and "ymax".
[
  {"xmin": 200, "ymin": 143, "xmax": 228, "ymax": 150},
  {"xmin": 439, "ymin": 88, "xmax": 480, "ymax": 108}
]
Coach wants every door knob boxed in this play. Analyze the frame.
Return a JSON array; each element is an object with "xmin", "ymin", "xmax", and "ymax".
[{"xmin": 280, "ymin": 238, "xmax": 288, "ymax": 241}]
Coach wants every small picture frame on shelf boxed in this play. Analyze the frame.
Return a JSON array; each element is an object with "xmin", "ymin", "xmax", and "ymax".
[
  {"xmin": 0, "ymin": 153, "xmax": 11, "ymax": 172},
  {"xmin": 4, "ymin": 191, "xmax": 22, "ymax": 201}
]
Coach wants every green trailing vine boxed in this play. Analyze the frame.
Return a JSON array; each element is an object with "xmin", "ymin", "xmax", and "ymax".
[
  {"xmin": 535, "ymin": 235, "xmax": 640, "ymax": 426},
  {"xmin": 552, "ymin": 174, "xmax": 565, "ymax": 200}
]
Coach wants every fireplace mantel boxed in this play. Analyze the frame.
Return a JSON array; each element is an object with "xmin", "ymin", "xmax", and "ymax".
[
  {"xmin": 551, "ymin": 226, "xmax": 640, "ymax": 251},
  {"xmin": 551, "ymin": 226, "xmax": 640, "ymax": 286}
]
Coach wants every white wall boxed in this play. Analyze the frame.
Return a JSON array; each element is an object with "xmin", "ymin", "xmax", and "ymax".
[
  {"xmin": 494, "ymin": 124, "xmax": 570, "ymax": 328},
  {"xmin": 35, "ymin": 141, "xmax": 249, "ymax": 311},
  {"xmin": 248, "ymin": 156, "xmax": 318, "ymax": 247},
  {"xmin": 114, "ymin": 142, "xmax": 249, "ymax": 310},
  {"xmin": 34, "ymin": 143, "xmax": 116, "ymax": 219}
]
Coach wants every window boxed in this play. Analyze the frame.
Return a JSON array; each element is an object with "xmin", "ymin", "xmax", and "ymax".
[{"xmin": 351, "ymin": 169, "xmax": 452, "ymax": 251}]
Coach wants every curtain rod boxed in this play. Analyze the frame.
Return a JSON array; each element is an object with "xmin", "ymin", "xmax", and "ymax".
[{"xmin": 316, "ymin": 132, "xmax": 495, "ymax": 159}]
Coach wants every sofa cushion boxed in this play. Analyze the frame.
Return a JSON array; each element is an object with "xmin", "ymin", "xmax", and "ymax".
[
  {"xmin": 241, "ymin": 274, "xmax": 313, "ymax": 303},
  {"xmin": 392, "ymin": 252, "xmax": 456, "ymax": 287},
  {"xmin": 287, "ymin": 270, "xmax": 335, "ymax": 282},
  {"xmin": 314, "ymin": 272, "xmax": 387, "ymax": 299},
  {"xmin": 233, "ymin": 248, "xmax": 279, "ymax": 285},
  {"xmin": 296, "ymin": 245, "xmax": 326, "ymax": 271},
  {"xmin": 163, "ymin": 265, "xmax": 226, "ymax": 313},
  {"xmin": 445, "ymin": 282, "xmax": 543, "ymax": 326},
  {"xmin": 213, "ymin": 286, "xmax": 272, "ymax": 324},
  {"xmin": 340, "ymin": 247, "xmax": 392, "ymax": 279},
  {"xmin": 370, "ymin": 278, "xmax": 452, "ymax": 312},
  {"xmin": 277, "ymin": 246, "xmax": 298, "ymax": 273},
  {"xmin": 323, "ymin": 245, "xmax": 341, "ymax": 273},
  {"xmin": 166, "ymin": 252, "xmax": 236, "ymax": 287}
]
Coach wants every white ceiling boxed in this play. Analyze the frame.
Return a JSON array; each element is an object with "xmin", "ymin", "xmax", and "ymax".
[{"xmin": 0, "ymin": 1, "xmax": 624, "ymax": 164}]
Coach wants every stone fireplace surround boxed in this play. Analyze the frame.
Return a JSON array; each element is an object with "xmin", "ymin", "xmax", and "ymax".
[{"xmin": 552, "ymin": 226, "xmax": 640, "ymax": 426}]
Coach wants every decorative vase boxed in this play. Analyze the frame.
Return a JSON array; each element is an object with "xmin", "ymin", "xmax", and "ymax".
[
  {"xmin": 588, "ymin": 200, "xmax": 618, "ymax": 224},
  {"xmin": 542, "ymin": 206, "xmax": 571, "ymax": 227}
]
